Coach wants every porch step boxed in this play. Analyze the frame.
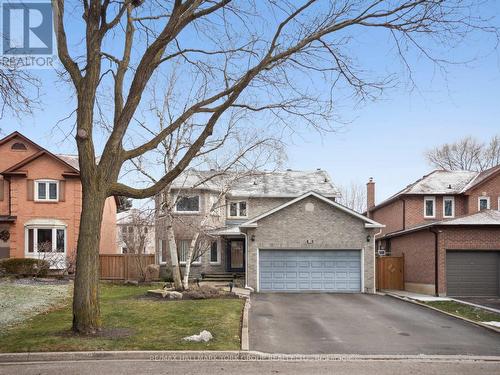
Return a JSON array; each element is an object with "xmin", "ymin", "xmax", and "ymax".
[{"xmin": 201, "ymin": 273, "xmax": 244, "ymax": 282}]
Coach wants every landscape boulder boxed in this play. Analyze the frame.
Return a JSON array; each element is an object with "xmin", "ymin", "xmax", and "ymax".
[{"xmin": 182, "ymin": 330, "xmax": 213, "ymax": 343}]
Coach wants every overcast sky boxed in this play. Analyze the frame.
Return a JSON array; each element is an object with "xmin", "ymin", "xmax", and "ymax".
[{"xmin": 1, "ymin": 1, "xmax": 499, "ymax": 204}]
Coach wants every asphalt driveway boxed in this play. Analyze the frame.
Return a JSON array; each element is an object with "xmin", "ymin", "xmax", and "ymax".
[{"xmin": 249, "ymin": 293, "xmax": 500, "ymax": 355}]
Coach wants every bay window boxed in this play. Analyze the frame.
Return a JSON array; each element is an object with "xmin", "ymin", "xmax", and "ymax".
[{"xmin": 25, "ymin": 226, "xmax": 66, "ymax": 254}]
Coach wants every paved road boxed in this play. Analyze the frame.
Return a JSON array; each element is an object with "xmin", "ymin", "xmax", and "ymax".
[
  {"xmin": 1, "ymin": 359, "xmax": 499, "ymax": 375},
  {"xmin": 249, "ymin": 293, "xmax": 500, "ymax": 354}
]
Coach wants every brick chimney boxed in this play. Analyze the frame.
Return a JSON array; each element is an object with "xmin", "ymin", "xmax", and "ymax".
[{"xmin": 366, "ymin": 177, "xmax": 375, "ymax": 217}]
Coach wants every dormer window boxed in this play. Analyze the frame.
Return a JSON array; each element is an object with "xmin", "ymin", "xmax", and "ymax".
[
  {"xmin": 35, "ymin": 180, "xmax": 59, "ymax": 202},
  {"xmin": 11, "ymin": 142, "xmax": 27, "ymax": 151},
  {"xmin": 228, "ymin": 200, "xmax": 247, "ymax": 218},
  {"xmin": 478, "ymin": 197, "xmax": 490, "ymax": 211},
  {"xmin": 424, "ymin": 196, "xmax": 435, "ymax": 218},
  {"xmin": 443, "ymin": 196, "xmax": 455, "ymax": 218}
]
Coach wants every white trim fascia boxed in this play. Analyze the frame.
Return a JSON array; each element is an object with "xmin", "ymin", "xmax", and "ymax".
[
  {"xmin": 239, "ymin": 191, "xmax": 384, "ymax": 228},
  {"xmin": 256, "ymin": 247, "xmax": 260, "ymax": 293},
  {"xmin": 365, "ymin": 223, "xmax": 385, "ymax": 228},
  {"xmin": 459, "ymin": 172, "xmax": 481, "ymax": 193},
  {"xmin": 361, "ymin": 248, "xmax": 365, "ymax": 293}
]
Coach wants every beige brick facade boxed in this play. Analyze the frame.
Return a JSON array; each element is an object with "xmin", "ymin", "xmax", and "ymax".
[{"xmin": 242, "ymin": 196, "xmax": 377, "ymax": 293}]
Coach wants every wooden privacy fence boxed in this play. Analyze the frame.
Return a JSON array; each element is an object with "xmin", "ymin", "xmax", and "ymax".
[
  {"xmin": 376, "ymin": 255, "xmax": 404, "ymax": 291},
  {"xmin": 100, "ymin": 254, "xmax": 156, "ymax": 281}
]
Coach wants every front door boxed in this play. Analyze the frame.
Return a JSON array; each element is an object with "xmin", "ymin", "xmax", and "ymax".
[{"xmin": 227, "ymin": 239, "xmax": 245, "ymax": 272}]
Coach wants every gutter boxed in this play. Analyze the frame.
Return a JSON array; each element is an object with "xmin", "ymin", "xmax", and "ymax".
[{"xmin": 429, "ymin": 227, "xmax": 440, "ymax": 297}]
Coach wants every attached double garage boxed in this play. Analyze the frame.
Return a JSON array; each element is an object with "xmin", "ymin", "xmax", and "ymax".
[
  {"xmin": 241, "ymin": 192, "xmax": 383, "ymax": 294},
  {"xmin": 259, "ymin": 249, "xmax": 362, "ymax": 292},
  {"xmin": 446, "ymin": 250, "xmax": 500, "ymax": 296}
]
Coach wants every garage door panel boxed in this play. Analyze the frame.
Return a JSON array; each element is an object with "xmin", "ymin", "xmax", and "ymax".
[
  {"xmin": 259, "ymin": 250, "xmax": 361, "ymax": 292},
  {"xmin": 446, "ymin": 251, "xmax": 499, "ymax": 297}
]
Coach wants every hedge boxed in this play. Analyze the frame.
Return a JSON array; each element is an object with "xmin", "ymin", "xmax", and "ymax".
[{"xmin": 0, "ymin": 258, "xmax": 50, "ymax": 277}]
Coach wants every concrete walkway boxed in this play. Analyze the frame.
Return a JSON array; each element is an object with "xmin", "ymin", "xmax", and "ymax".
[{"xmin": 382, "ymin": 290, "xmax": 451, "ymax": 302}]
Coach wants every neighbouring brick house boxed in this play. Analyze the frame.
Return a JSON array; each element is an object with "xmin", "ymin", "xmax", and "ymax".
[
  {"xmin": 366, "ymin": 167, "xmax": 500, "ymax": 296},
  {"xmin": 156, "ymin": 169, "xmax": 383, "ymax": 293},
  {"xmin": 0, "ymin": 132, "xmax": 118, "ymax": 268}
]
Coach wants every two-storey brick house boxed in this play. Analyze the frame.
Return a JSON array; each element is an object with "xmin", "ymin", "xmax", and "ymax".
[
  {"xmin": 367, "ymin": 167, "xmax": 500, "ymax": 296},
  {"xmin": 0, "ymin": 132, "xmax": 118, "ymax": 268},
  {"xmin": 156, "ymin": 169, "xmax": 384, "ymax": 293}
]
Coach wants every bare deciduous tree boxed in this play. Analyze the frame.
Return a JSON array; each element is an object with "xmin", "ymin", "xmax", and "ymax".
[
  {"xmin": 425, "ymin": 135, "xmax": 500, "ymax": 172},
  {"xmin": 51, "ymin": 0, "xmax": 498, "ymax": 333},
  {"xmin": 0, "ymin": 67, "xmax": 40, "ymax": 118},
  {"xmin": 338, "ymin": 181, "xmax": 367, "ymax": 213}
]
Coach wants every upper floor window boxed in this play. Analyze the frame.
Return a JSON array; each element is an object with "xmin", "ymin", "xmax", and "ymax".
[
  {"xmin": 478, "ymin": 197, "xmax": 490, "ymax": 211},
  {"xmin": 443, "ymin": 196, "xmax": 455, "ymax": 218},
  {"xmin": 228, "ymin": 200, "xmax": 247, "ymax": 218},
  {"xmin": 11, "ymin": 142, "xmax": 27, "ymax": 151},
  {"xmin": 175, "ymin": 195, "xmax": 200, "ymax": 213},
  {"xmin": 424, "ymin": 196, "xmax": 435, "ymax": 218},
  {"xmin": 35, "ymin": 180, "xmax": 58, "ymax": 202}
]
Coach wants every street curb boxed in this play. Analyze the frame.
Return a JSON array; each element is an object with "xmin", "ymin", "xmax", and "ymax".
[
  {"xmin": 1, "ymin": 351, "xmax": 500, "ymax": 363},
  {"xmin": 241, "ymin": 297, "xmax": 251, "ymax": 351},
  {"xmin": 450, "ymin": 298, "xmax": 500, "ymax": 315},
  {"xmin": 384, "ymin": 292, "xmax": 500, "ymax": 334}
]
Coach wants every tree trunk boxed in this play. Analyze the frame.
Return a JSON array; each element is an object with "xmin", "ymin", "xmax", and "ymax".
[
  {"xmin": 183, "ymin": 232, "xmax": 200, "ymax": 290},
  {"xmin": 166, "ymin": 223, "xmax": 183, "ymax": 290},
  {"xmin": 72, "ymin": 186, "xmax": 106, "ymax": 334}
]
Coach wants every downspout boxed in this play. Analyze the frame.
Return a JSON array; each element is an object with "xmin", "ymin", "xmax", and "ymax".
[
  {"xmin": 402, "ymin": 198, "xmax": 406, "ymax": 230},
  {"xmin": 429, "ymin": 227, "xmax": 440, "ymax": 296}
]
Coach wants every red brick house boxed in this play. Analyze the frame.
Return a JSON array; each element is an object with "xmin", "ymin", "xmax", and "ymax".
[
  {"xmin": 366, "ymin": 167, "xmax": 500, "ymax": 297},
  {"xmin": 0, "ymin": 132, "xmax": 118, "ymax": 268}
]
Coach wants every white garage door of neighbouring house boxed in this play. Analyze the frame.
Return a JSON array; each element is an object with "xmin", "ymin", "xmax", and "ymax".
[{"xmin": 259, "ymin": 249, "xmax": 362, "ymax": 292}]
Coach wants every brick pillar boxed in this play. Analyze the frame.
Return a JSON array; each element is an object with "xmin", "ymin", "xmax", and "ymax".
[{"xmin": 366, "ymin": 177, "xmax": 375, "ymax": 217}]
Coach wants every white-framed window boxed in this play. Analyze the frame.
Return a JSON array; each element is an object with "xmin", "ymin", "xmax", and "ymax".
[
  {"xmin": 25, "ymin": 226, "xmax": 66, "ymax": 254},
  {"xmin": 424, "ymin": 196, "xmax": 435, "ymax": 218},
  {"xmin": 174, "ymin": 195, "xmax": 200, "ymax": 213},
  {"xmin": 443, "ymin": 196, "xmax": 455, "ymax": 218},
  {"xmin": 209, "ymin": 240, "xmax": 220, "ymax": 264},
  {"xmin": 228, "ymin": 200, "xmax": 248, "ymax": 218},
  {"xmin": 498, "ymin": 197, "xmax": 500, "ymax": 211},
  {"xmin": 35, "ymin": 180, "xmax": 59, "ymax": 202},
  {"xmin": 478, "ymin": 196, "xmax": 490, "ymax": 211},
  {"xmin": 178, "ymin": 239, "xmax": 201, "ymax": 264}
]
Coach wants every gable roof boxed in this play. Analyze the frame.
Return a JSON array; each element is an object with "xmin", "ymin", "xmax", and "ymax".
[
  {"xmin": 170, "ymin": 169, "xmax": 341, "ymax": 198},
  {"xmin": 0, "ymin": 132, "xmax": 80, "ymax": 176},
  {"xmin": 371, "ymin": 166, "xmax": 500, "ymax": 211},
  {"xmin": 239, "ymin": 191, "xmax": 384, "ymax": 229}
]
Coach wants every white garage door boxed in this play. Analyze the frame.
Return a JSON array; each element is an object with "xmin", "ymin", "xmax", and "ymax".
[{"xmin": 259, "ymin": 250, "xmax": 361, "ymax": 292}]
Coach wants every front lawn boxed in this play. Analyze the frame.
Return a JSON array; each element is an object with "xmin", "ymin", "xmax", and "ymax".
[
  {"xmin": 0, "ymin": 283, "xmax": 244, "ymax": 352},
  {"xmin": 424, "ymin": 301, "xmax": 500, "ymax": 323}
]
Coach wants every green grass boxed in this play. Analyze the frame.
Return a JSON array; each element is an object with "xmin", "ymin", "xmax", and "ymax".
[
  {"xmin": 0, "ymin": 283, "xmax": 244, "ymax": 352},
  {"xmin": 424, "ymin": 301, "xmax": 500, "ymax": 322}
]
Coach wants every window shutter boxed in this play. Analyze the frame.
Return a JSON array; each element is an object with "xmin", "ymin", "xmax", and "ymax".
[
  {"xmin": 0, "ymin": 179, "xmax": 4, "ymax": 201},
  {"xmin": 59, "ymin": 180, "xmax": 66, "ymax": 202},
  {"xmin": 27, "ymin": 179, "xmax": 34, "ymax": 201}
]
